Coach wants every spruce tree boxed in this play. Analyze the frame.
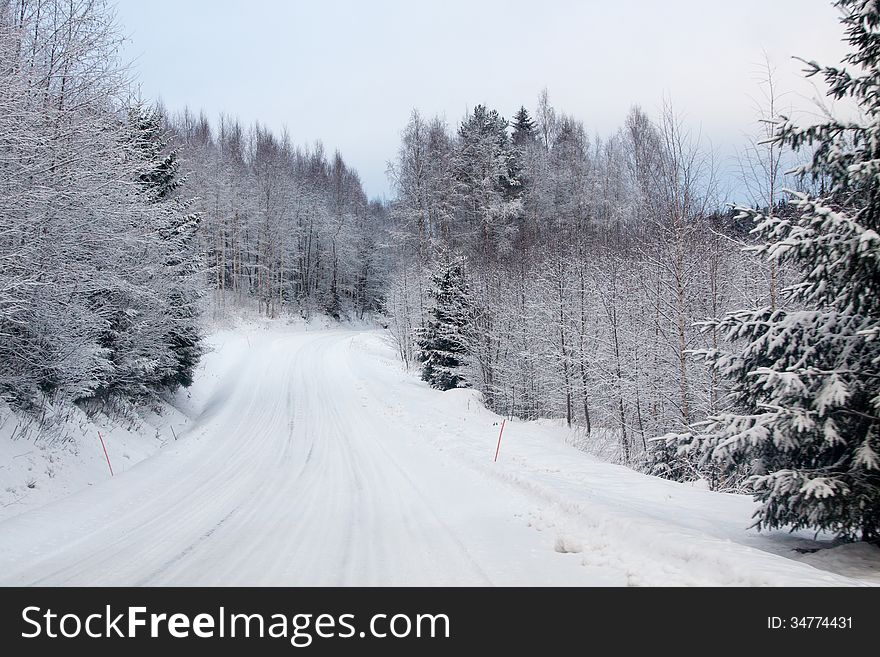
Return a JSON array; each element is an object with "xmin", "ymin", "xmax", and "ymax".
[
  {"xmin": 511, "ymin": 106, "xmax": 537, "ymax": 146},
  {"xmin": 417, "ymin": 253, "xmax": 474, "ymax": 390},
  {"xmin": 673, "ymin": 0, "xmax": 880, "ymax": 542},
  {"xmin": 456, "ymin": 104, "xmax": 522, "ymax": 202},
  {"xmin": 130, "ymin": 103, "xmax": 203, "ymax": 389},
  {"xmin": 130, "ymin": 103, "xmax": 184, "ymax": 200}
]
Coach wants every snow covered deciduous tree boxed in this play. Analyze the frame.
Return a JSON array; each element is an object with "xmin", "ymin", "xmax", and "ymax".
[
  {"xmin": 0, "ymin": 0, "xmax": 205, "ymax": 410},
  {"xmin": 670, "ymin": 0, "xmax": 880, "ymax": 542},
  {"xmin": 417, "ymin": 252, "xmax": 473, "ymax": 391}
]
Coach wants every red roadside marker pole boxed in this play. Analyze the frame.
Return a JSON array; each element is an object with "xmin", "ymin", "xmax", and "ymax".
[
  {"xmin": 98, "ymin": 431, "xmax": 114, "ymax": 477},
  {"xmin": 494, "ymin": 419, "xmax": 507, "ymax": 462}
]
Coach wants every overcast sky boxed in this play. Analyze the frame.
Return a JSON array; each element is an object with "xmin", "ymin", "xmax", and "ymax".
[{"xmin": 115, "ymin": 0, "xmax": 850, "ymax": 201}]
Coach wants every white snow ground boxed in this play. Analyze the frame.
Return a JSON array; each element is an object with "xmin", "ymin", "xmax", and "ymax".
[{"xmin": 0, "ymin": 322, "xmax": 877, "ymax": 586}]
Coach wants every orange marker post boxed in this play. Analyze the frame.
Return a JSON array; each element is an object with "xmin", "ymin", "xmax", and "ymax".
[
  {"xmin": 98, "ymin": 431, "xmax": 114, "ymax": 477},
  {"xmin": 494, "ymin": 419, "xmax": 507, "ymax": 462}
]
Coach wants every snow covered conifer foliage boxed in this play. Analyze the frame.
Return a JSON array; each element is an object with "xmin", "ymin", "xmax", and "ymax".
[
  {"xmin": 511, "ymin": 106, "xmax": 537, "ymax": 147},
  {"xmin": 676, "ymin": 0, "xmax": 880, "ymax": 542},
  {"xmin": 129, "ymin": 103, "xmax": 203, "ymax": 389},
  {"xmin": 453, "ymin": 105, "xmax": 523, "ymax": 260},
  {"xmin": 417, "ymin": 252, "xmax": 474, "ymax": 390}
]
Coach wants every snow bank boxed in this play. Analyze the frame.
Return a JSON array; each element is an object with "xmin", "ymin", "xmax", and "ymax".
[
  {"xmin": 0, "ymin": 319, "xmax": 274, "ymax": 521},
  {"xmin": 0, "ymin": 398, "xmax": 189, "ymax": 522},
  {"xmin": 795, "ymin": 543, "xmax": 880, "ymax": 585},
  {"xmin": 347, "ymin": 330, "xmax": 880, "ymax": 586}
]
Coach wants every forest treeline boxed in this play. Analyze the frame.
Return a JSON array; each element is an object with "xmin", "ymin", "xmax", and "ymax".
[{"xmin": 169, "ymin": 111, "xmax": 385, "ymax": 322}]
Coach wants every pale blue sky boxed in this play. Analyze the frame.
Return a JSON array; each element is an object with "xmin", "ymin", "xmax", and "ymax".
[{"xmin": 116, "ymin": 0, "xmax": 849, "ymax": 200}]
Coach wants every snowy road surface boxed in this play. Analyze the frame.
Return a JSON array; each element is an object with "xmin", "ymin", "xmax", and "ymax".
[{"xmin": 0, "ymin": 326, "xmax": 874, "ymax": 586}]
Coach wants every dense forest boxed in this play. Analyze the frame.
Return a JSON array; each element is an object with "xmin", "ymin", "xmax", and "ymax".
[
  {"xmin": 170, "ymin": 110, "xmax": 386, "ymax": 322},
  {"xmin": 385, "ymin": 98, "xmax": 766, "ymax": 474},
  {"xmin": 0, "ymin": 0, "xmax": 877, "ymax": 542}
]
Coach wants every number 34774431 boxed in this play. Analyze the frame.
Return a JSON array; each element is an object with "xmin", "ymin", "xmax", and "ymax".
[{"xmin": 768, "ymin": 617, "xmax": 852, "ymax": 630}]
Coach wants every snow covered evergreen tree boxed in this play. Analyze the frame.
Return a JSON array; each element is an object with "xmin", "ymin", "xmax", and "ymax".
[
  {"xmin": 453, "ymin": 105, "xmax": 523, "ymax": 258},
  {"xmin": 669, "ymin": 0, "xmax": 880, "ymax": 542},
  {"xmin": 130, "ymin": 103, "xmax": 203, "ymax": 389},
  {"xmin": 130, "ymin": 103, "xmax": 184, "ymax": 201},
  {"xmin": 417, "ymin": 252, "xmax": 473, "ymax": 390},
  {"xmin": 511, "ymin": 106, "xmax": 537, "ymax": 146}
]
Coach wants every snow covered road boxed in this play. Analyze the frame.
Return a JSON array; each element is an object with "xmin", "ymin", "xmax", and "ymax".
[{"xmin": 0, "ymin": 326, "xmax": 874, "ymax": 586}]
